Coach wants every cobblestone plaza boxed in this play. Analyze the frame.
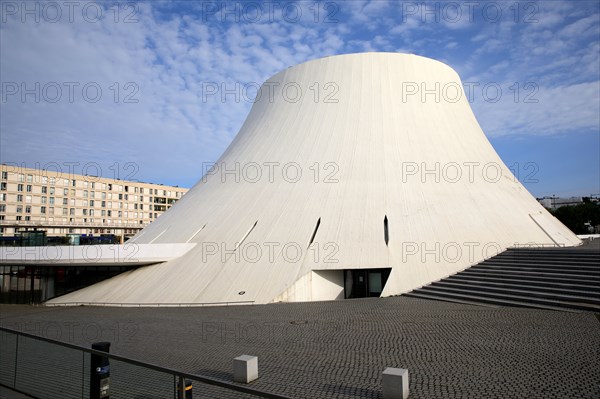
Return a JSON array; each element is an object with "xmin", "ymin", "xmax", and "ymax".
[{"xmin": 1, "ymin": 297, "xmax": 599, "ymax": 398}]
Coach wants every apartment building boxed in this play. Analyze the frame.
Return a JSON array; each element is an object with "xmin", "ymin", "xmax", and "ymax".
[{"xmin": 0, "ymin": 164, "xmax": 188, "ymax": 241}]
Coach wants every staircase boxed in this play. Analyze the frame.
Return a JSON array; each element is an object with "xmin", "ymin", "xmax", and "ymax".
[{"xmin": 404, "ymin": 242, "xmax": 600, "ymax": 313}]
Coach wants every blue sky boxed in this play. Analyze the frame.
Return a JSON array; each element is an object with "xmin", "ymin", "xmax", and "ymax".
[{"xmin": 1, "ymin": 0, "xmax": 598, "ymax": 197}]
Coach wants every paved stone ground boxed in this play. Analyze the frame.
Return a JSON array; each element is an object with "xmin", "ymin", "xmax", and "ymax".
[{"xmin": 1, "ymin": 297, "xmax": 599, "ymax": 399}]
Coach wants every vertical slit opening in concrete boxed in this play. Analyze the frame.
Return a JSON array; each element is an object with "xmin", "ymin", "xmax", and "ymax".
[
  {"xmin": 384, "ymin": 215, "xmax": 389, "ymax": 246},
  {"xmin": 308, "ymin": 218, "xmax": 321, "ymax": 247},
  {"xmin": 235, "ymin": 221, "xmax": 258, "ymax": 250}
]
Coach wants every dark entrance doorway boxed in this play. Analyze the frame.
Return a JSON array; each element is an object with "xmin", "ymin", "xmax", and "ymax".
[{"xmin": 344, "ymin": 268, "xmax": 391, "ymax": 299}]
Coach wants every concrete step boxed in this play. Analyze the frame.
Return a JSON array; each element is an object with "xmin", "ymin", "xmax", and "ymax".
[
  {"xmin": 504, "ymin": 249, "xmax": 600, "ymax": 256},
  {"xmin": 405, "ymin": 289, "xmax": 580, "ymax": 313},
  {"xmin": 468, "ymin": 265, "xmax": 600, "ymax": 278},
  {"xmin": 418, "ymin": 285, "xmax": 599, "ymax": 312},
  {"xmin": 431, "ymin": 280, "xmax": 600, "ymax": 305},
  {"xmin": 402, "ymin": 291, "xmax": 499, "ymax": 308},
  {"xmin": 459, "ymin": 269, "xmax": 598, "ymax": 285},
  {"xmin": 446, "ymin": 274, "xmax": 599, "ymax": 293},
  {"xmin": 484, "ymin": 258, "xmax": 600, "ymax": 267}
]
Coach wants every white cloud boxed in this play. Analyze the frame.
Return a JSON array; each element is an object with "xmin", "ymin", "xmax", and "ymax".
[{"xmin": 1, "ymin": 0, "xmax": 598, "ymax": 189}]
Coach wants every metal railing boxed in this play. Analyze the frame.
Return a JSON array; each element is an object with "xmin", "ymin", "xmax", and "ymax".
[{"xmin": 0, "ymin": 326, "xmax": 290, "ymax": 399}]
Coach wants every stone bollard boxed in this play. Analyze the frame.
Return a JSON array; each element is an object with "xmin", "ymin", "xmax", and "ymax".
[
  {"xmin": 233, "ymin": 355, "xmax": 258, "ymax": 383},
  {"xmin": 382, "ymin": 367, "xmax": 409, "ymax": 399}
]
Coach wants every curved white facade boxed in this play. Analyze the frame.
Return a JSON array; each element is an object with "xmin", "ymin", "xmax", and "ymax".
[{"xmin": 48, "ymin": 53, "xmax": 580, "ymax": 306}]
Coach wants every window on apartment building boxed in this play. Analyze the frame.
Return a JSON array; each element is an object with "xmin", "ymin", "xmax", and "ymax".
[
  {"xmin": 107, "ymin": 210, "xmax": 112, "ymax": 217},
  {"xmin": 17, "ymin": 184, "xmax": 23, "ymax": 191},
  {"xmin": 101, "ymin": 210, "xmax": 106, "ymax": 216},
  {"xmin": 49, "ymin": 197, "xmax": 55, "ymax": 204},
  {"xmin": 49, "ymin": 177, "xmax": 56, "ymax": 185},
  {"xmin": 0, "ymin": 205, "xmax": 5, "ymax": 212},
  {"xmin": 42, "ymin": 176, "xmax": 47, "ymax": 184},
  {"xmin": 18, "ymin": 174, "xmax": 24, "ymax": 182},
  {"xmin": 25, "ymin": 196, "xmax": 31, "ymax": 203},
  {"xmin": 91, "ymin": 182, "xmax": 95, "ymax": 189},
  {"xmin": 62, "ymin": 198, "xmax": 67, "ymax": 205},
  {"xmin": 63, "ymin": 179, "xmax": 68, "ymax": 186},
  {"xmin": 84, "ymin": 181, "xmax": 88, "ymax": 188},
  {"xmin": 101, "ymin": 201, "xmax": 106, "ymax": 207},
  {"xmin": 41, "ymin": 197, "xmax": 47, "ymax": 204},
  {"xmin": 70, "ymin": 189, "xmax": 75, "ymax": 196},
  {"xmin": 134, "ymin": 204, "xmax": 138, "ymax": 210},
  {"xmin": 16, "ymin": 216, "xmax": 22, "ymax": 221},
  {"xmin": 125, "ymin": 185, "xmax": 129, "ymax": 192},
  {"xmin": 83, "ymin": 209, "xmax": 88, "ymax": 216},
  {"xmin": 118, "ymin": 211, "xmax": 122, "ymax": 218},
  {"xmin": 90, "ymin": 209, "xmax": 94, "ymax": 216},
  {"xmin": 42, "ymin": 186, "xmax": 47, "ymax": 194},
  {"xmin": 41, "ymin": 206, "xmax": 46, "ymax": 214},
  {"xmin": 90, "ymin": 200, "xmax": 95, "ymax": 207},
  {"xmin": 26, "ymin": 185, "xmax": 32, "ymax": 192},
  {"xmin": 17, "ymin": 195, "xmax": 23, "ymax": 202},
  {"xmin": 1, "ymin": 172, "xmax": 7, "ymax": 180},
  {"xmin": 0, "ymin": 216, "xmax": 4, "ymax": 221},
  {"xmin": 69, "ymin": 208, "xmax": 75, "ymax": 215},
  {"xmin": 0, "ymin": 193, "xmax": 5, "ymax": 201},
  {"xmin": 0, "ymin": 183, "xmax": 6, "ymax": 191},
  {"xmin": 83, "ymin": 190, "xmax": 88, "ymax": 197},
  {"xmin": 27, "ymin": 175, "xmax": 33, "ymax": 183},
  {"xmin": 71, "ymin": 179, "xmax": 76, "ymax": 187},
  {"xmin": 16, "ymin": 206, "xmax": 22, "ymax": 213},
  {"xmin": 62, "ymin": 208, "xmax": 67, "ymax": 215},
  {"xmin": 83, "ymin": 200, "xmax": 88, "ymax": 207},
  {"xmin": 70, "ymin": 199, "xmax": 75, "ymax": 206},
  {"xmin": 124, "ymin": 194, "xmax": 128, "ymax": 200},
  {"xmin": 91, "ymin": 191, "xmax": 95, "ymax": 199},
  {"xmin": 25, "ymin": 206, "xmax": 31, "ymax": 213}
]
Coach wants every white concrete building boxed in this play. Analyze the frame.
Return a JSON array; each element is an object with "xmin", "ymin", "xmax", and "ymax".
[{"xmin": 31, "ymin": 53, "xmax": 580, "ymax": 305}]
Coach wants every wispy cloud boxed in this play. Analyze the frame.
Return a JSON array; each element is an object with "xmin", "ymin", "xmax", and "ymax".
[{"xmin": 1, "ymin": 0, "xmax": 598, "ymax": 191}]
